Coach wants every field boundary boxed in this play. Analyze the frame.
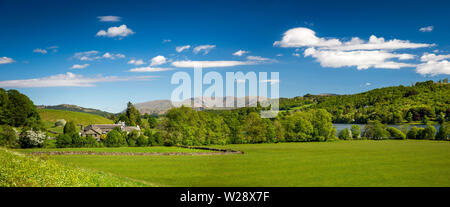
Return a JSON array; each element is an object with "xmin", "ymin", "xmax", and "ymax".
[{"xmin": 27, "ymin": 147, "xmax": 243, "ymax": 156}]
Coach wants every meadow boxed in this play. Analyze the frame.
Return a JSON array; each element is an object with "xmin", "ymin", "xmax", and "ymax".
[{"xmin": 43, "ymin": 140, "xmax": 450, "ymax": 187}]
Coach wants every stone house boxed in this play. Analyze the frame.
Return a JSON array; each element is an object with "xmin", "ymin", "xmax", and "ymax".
[{"xmin": 81, "ymin": 121, "xmax": 140, "ymax": 141}]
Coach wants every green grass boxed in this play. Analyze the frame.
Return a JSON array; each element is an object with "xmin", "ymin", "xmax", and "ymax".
[
  {"xmin": 0, "ymin": 147, "xmax": 151, "ymax": 187},
  {"xmin": 47, "ymin": 140, "xmax": 450, "ymax": 187},
  {"xmin": 38, "ymin": 109, "xmax": 114, "ymax": 134},
  {"xmin": 17, "ymin": 146, "xmax": 214, "ymax": 153}
]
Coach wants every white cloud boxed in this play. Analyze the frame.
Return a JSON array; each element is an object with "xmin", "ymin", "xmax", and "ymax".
[
  {"xmin": 304, "ymin": 47, "xmax": 416, "ymax": 70},
  {"xmin": 416, "ymin": 53, "xmax": 450, "ymax": 75},
  {"xmin": 128, "ymin": 59, "xmax": 146, "ymax": 65},
  {"xmin": 246, "ymin": 56, "xmax": 272, "ymax": 61},
  {"xmin": 0, "ymin": 57, "xmax": 14, "ymax": 64},
  {"xmin": 365, "ymin": 82, "xmax": 371, "ymax": 86},
  {"xmin": 71, "ymin": 64, "xmax": 89, "ymax": 69},
  {"xmin": 96, "ymin": 24, "xmax": 134, "ymax": 38},
  {"xmin": 176, "ymin": 45, "xmax": 190, "ymax": 53},
  {"xmin": 163, "ymin": 39, "xmax": 171, "ymax": 43},
  {"xmin": 276, "ymin": 54, "xmax": 283, "ymax": 57},
  {"xmin": 73, "ymin": 51, "xmax": 124, "ymax": 61},
  {"xmin": 172, "ymin": 60, "xmax": 255, "ymax": 68},
  {"xmin": 233, "ymin": 50, "xmax": 249, "ymax": 56},
  {"xmin": 193, "ymin": 45, "xmax": 215, "ymax": 55},
  {"xmin": 97, "ymin": 16, "xmax": 121, "ymax": 22},
  {"xmin": 274, "ymin": 27, "xmax": 433, "ymax": 50},
  {"xmin": 0, "ymin": 72, "xmax": 154, "ymax": 88},
  {"xmin": 102, "ymin": 52, "xmax": 125, "ymax": 59},
  {"xmin": 292, "ymin": 53, "xmax": 300, "ymax": 57},
  {"xmin": 129, "ymin": 67, "xmax": 173, "ymax": 72},
  {"xmin": 33, "ymin": 48, "xmax": 47, "ymax": 54},
  {"xmin": 419, "ymin": 26, "xmax": 434, "ymax": 32},
  {"xmin": 150, "ymin": 55, "xmax": 167, "ymax": 66}
]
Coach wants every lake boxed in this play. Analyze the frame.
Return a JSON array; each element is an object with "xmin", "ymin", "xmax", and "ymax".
[{"xmin": 333, "ymin": 123, "xmax": 440, "ymax": 134}]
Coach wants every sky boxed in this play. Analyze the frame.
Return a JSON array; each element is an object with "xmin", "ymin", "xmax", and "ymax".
[{"xmin": 0, "ymin": 0, "xmax": 449, "ymax": 113}]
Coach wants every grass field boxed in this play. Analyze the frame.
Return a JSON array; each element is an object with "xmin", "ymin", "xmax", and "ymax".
[
  {"xmin": 46, "ymin": 140, "xmax": 450, "ymax": 187},
  {"xmin": 38, "ymin": 109, "xmax": 114, "ymax": 134}
]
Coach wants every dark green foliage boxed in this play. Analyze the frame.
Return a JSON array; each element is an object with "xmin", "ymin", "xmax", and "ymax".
[
  {"xmin": 422, "ymin": 125, "xmax": 437, "ymax": 140},
  {"xmin": 104, "ymin": 129, "xmax": 127, "ymax": 147},
  {"xmin": 0, "ymin": 89, "xmax": 41, "ymax": 127},
  {"xmin": 85, "ymin": 135, "xmax": 97, "ymax": 147},
  {"xmin": 56, "ymin": 134, "xmax": 72, "ymax": 148},
  {"xmin": 279, "ymin": 81, "xmax": 449, "ymax": 124},
  {"xmin": 63, "ymin": 121, "xmax": 77, "ymax": 134},
  {"xmin": 0, "ymin": 125, "xmax": 18, "ymax": 148},
  {"xmin": 339, "ymin": 128, "xmax": 352, "ymax": 140},
  {"xmin": 136, "ymin": 135, "xmax": 148, "ymax": 147},
  {"xmin": 407, "ymin": 126, "xmax": 420, "ymax": 139},
  {"xmin": 148, "ymin": 117, "xmax": 157, "ymax": 128},
  {"xmin": 124, "ymin": 102, "xmax": 142, "ymax": 126},
  {"xmin": 351, "ymin": 125, "xmax": 361, "ymax": 139},
  {"xmin": 127, "ymin": 130, "xmax": 140, "ymax": 147},
  {"xmin": 436, "ymin": 123, "xmax": 449, "ymax": 140},
  {"xmin": 71, "ymin": 133, "xmax": 87, "ymax": 147},
  {"xmin": 386, "ymin": 127, "xmax": 406, "ymax": 139},
  {"xmin": 363, "ymin": 120, "xmax": 389, "ymax": 140}
]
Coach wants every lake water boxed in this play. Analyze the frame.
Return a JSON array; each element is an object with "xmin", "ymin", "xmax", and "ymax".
[{"xmin": 333, "ymin": 123, "xmax": 440, "ymax": 133}]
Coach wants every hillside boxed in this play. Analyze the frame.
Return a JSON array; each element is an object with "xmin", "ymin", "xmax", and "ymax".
[
  {"xmin": 280, "ymin": 80, "xmax": 450, "ymax": 124},
  {"xmin": 38, "ymin": 109, "xmax": 114, "ymax": 134},
  {"xmin": 37, "ymin": 104, "xmax": 112, "ymax": 117}
]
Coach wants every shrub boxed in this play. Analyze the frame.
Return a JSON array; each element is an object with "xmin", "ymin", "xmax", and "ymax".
[
  {"xmin": 436, "ymin": 123, "xmax": 449, "ymax": 140},
  {"xmin": 85, "ymin": 135, "xmax": 97, "ymax": 147},
  {"xmin": 19, "ymin": 129, "xmax": 47, "ymax": 148},
  {"xmin": 363, "ymin": 120, "xmax": 389, "ymax": 140},
  {"xmin": 104, "ymin": 129, "xmax": 127, "ymax": 147},
  {"xmin": 127, "ymin": 130, "xmax": 140, "ymax": 147},
  {"xmin": 338, "ymin": 128, "xmax": 352, "ymax": 140},
  {"xmin": 0, "ymin": 125, "xmax": 18, "ymax": 148},
  {"xmin": 422, "ymin": 125, "xmax": 437, "ymax": 140},
  {"xmin": 71, "ymin": 133, "xmax": 86, "ymax": 147},
  {"xmin": 386, "ymin": 127, "xmax": 406, "ymax": 139},
  {"xmin": 350, "ymin": 125, "xmax": 361, "ymax": 139},
  {"xmin": 407, "ymin": 126, "xmax": 419, "ymax": 139},
  {"xmin": 136, "ymin": 135, "xmax": 148, "ymax": 147},
  {"xmin": 56, "ymin": 134, "xmax": 72, "ymax": 148}
]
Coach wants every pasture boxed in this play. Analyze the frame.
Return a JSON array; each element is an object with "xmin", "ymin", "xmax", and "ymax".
[{"xmin": 44, "ymin": 140, "xmax": 450, "ymax": 187}]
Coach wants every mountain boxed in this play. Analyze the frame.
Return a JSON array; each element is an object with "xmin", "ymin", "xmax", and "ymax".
[
  {"xmin": 37, "ymin": 104, "xmax": 113, "ymax": 117},
  {"xmin": 133, "ymin": 96, "xmax": 273, "ymax": 115}
]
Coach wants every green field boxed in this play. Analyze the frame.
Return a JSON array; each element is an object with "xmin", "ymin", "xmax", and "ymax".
[
  {"xmin": 38, "ymin": 109, "xmax": 114, "ymax": 134},
  {"xmin": 45, "ymin": 140, "xmax": 450, "ymax": 187}
]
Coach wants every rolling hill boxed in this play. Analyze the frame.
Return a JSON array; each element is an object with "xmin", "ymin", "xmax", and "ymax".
[{"xmin": 37, "ymin": 104, "xmax": 112, "ymax": 117}]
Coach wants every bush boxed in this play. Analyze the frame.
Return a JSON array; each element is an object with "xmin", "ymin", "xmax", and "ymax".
[
  {"xmin": 338, "ymin": 128, "xmax": 352, "ymax": 140},
  {"xmin": 19, "ymin": 129, "xmax": 47, "ymax": 148},
  {"xmin": 71, "ymin": 133, "xmax": 86, "ymax": 147},
  {"xmin": 436, "ymin": 123, "xmax": 449, "ymax": 140},
  {"xmin": 407, "ymin": 126, "xmax": 419, "ymax": 139},
  {"xmin": 422, "ymin": 125, "xmax": 437, "ymax": 140},
  {"xmin": 56, "ymin": 134, "xmax": 72, "ymax": 148},
  {"xmin": 363, "ymin": 120, "xmax": 389, "ymax": 140},
  {"xmin": 351, "ymin": 125, "xmax": 361, "ymax": 139},
  {"xmin": 85, "ymin": 135, "xmax": 97, "ymax": 147},
  {"xmin": 386, "ymin": 127, "xmax": 406, "ymax": 139},
  {"xmin": 127, "ymin": 130, "xmax": 140, "ymax": 147},
  {"xmin": 136, "ymin": 135, "xmax": 148, "ymax": 147},
  {"xmin": 104, "ymin": 129, "xmax": 127, "ymax": 147},
  {"xmin": 0, "ymin": 125, "xmax": 18, "ymax": 148}
]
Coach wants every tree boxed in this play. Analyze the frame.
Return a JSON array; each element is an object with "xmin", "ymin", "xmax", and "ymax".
[
  {"xmin": 242, "ymin": 112, "xmax": 266, "ymax": 143},
  {"xmin": 386, "ymin": 127, "xmax": 406, "ymax": 139},
  {"xmin": 127, "ymin": 130, "xmax": 140, "ymax": 147},
  {"xmin": 436, "ymin": 123, "xmax": 449, "ymax": 140},
  {"xmin": 407, "ymin": 126, "xmax": 419, "ymax": 139},
  {"xmin": 338, "ymin": 128, "xmax": 352, "ymax": 140},
  {"xmin": 71, "ymin": 133, "xmax": 86, "ymax": 147},
  {"xmin": 363, "ymin": 120, "xmax": 389, "ymax": 140},
  {"xmin": 406, "ymin": 112, "xmax": 413, "ymax": 123},
  {"xmin": 5, "ymin": 89, "xmax": 41, "ymax": 127},
  {"xmin": 104, "ymin": 129, "xmax": 127, "ymax": 147},
  {"xmin": 422, "ymin": 124, "xmax": 437, "ymax": 140},
  {"xmin": 136, "ymin": 135, "xmax": 148, "ymax": 146},
  {"xmin": 56, "ymin": 134, "xmax": 72, "ymax": 148},
  {"xmin": 124, "ymin": 102, "xmax": 141, "ymax": 126},
  {"xmin": 350, "ymin": 125, "xmax": 361, "ymax": 139},
  {"xmin": 19, "ymin": 129, "xmax": 47, "ymax": 148},
  {"xmin": 0, "ymin": 125, "xmax": 18, "ymax": 148},
  {"xmin": 63, "ymin": 121, "xmax": 77, "ymax": 134},
  {"xmin": 148, "ymin": 117, "xmax": 158, "ymax": 128}
]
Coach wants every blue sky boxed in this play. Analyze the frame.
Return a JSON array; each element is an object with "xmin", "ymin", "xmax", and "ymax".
[{"xmin": 0, "ymin": 0, "xmax": 449, "ymax": 113}]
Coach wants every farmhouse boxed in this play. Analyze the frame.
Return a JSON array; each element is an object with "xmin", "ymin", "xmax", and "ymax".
[{"xmin": 81, "ymin": 121, "xmax": 140, "ymax": 140}]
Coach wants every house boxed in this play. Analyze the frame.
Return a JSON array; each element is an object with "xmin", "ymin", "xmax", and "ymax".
[{"xmin": 81, "ymin": 121, "xmax": 140, "ymax": 141}]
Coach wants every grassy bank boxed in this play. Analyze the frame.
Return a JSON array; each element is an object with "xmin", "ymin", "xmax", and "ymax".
[{"xmin": 0, "ymin": 147, "xmax": 151, "ymax": 187}]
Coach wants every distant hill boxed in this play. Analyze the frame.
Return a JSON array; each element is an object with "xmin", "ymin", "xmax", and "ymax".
[
  {"xmin": 134, "ymin": 96, "xmax": 273, "ymax": 115},
  {"xmin": 37, "ymin": 104, "xmax": 112, "ymax": 117}
]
